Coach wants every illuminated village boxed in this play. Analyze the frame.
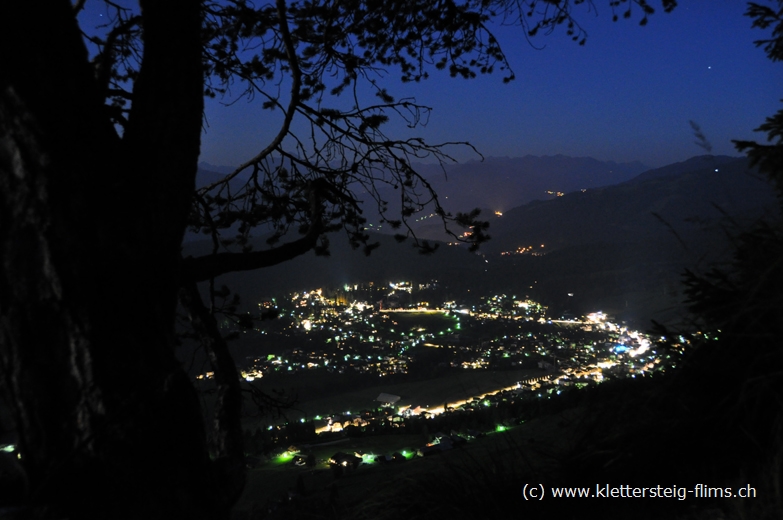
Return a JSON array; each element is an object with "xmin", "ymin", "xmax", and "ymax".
[
  {"xmin": 212, "ymin": 281, "xmax": 676, "ymax": 391},
  {"xmin": 195, "ymin": 280, "xmax": 683, "ymax": 479}
]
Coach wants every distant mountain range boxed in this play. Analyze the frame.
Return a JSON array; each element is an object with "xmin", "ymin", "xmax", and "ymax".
[
  {"xmin": 487, "ymin": 155, "xmax": 770, "ymax": 253},
  {"xmin": 186, "ymin": 154, "xmax": 779, "ymax": 328},
  {"xmin": 361, "ymin": 155, "xmax": 648, "ymax": 237},
  {"xmin": 197, "ymin": 162, "xmax": 236, "ymax": 175},
  {"xmin": 413, "ymin": 154, "xmax": 648, "ymax": 213},
  {"xmin": 191, "ymin": 155, "xmax": 646, "ymax": 242},
  {"xmin": 480, "ymin": 155, "xmax": 778, "ymax": 326}
]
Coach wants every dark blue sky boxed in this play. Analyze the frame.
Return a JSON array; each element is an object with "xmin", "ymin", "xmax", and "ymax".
[{"xmin": 198, "ymin": 2, "xmax": 782, "ymax": 169}]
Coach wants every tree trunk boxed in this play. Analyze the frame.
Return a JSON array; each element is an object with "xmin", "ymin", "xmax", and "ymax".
[{"xmin": 0, "ymin": 1, "xmax": 231, "ymax": 518}]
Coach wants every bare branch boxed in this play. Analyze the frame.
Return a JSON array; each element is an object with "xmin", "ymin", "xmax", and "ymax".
[
  {"xmin": 184, "ymin": 177, "xmax": 332, "ymax": 281},
  {"xmin": 201, "ymin": 0, "xmax": 302, "ymax": 192}
]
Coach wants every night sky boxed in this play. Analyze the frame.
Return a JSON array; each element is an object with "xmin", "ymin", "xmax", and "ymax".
[{"xmin": 197, "ymin": 2, "xmax": 783, "ymax": 169}]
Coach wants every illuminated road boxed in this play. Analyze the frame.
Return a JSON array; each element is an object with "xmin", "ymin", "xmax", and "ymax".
[
  {"xmin": 315, "ymin": 371, "xmax": 559, "ymax": 433},
  {"xmin": 379, "ymin": 308, "xmax": 448, "ymax": 314}
]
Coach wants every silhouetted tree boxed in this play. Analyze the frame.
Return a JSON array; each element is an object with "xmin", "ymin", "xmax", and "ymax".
[{"xmin": 0, "ymin": 1, "xmax": 675, "ymax": 519}]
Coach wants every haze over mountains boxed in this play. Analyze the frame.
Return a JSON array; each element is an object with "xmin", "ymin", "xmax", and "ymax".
[
  {"xmin": 189, "ymin": 154, "xmax": 778, "ymax": 328},
  {"xmin": 195, "ymin": 155, "xmax": 647, "ymax": 238},
  {"xmin": 409, "ymin": 155, "xmax": 648, "ymax": 212}
]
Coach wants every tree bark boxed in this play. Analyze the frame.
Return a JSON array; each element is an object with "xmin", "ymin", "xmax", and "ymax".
[
  {"xmin": 0, "ymin": 1, "xmax": 230, "ymax": 518},
  {"xmin": 179, "ymin": 280, "xmax": 246, "ymax": 507}
]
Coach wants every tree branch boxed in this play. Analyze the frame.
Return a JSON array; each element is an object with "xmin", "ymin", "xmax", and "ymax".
[
  {"xmin": 199, "ymin": 0, "xmax": 302, "ymax": 193},
  {"xmin": 124, "ymin": 0, "xmax": 203, "ymax": 253},
  {"xmin": 182, "ymin": 226, "xmax": 322, "ymax": 281},
  {"xmin": 183, "ymin": 177, "xmax": 330, "ymax": 281}
]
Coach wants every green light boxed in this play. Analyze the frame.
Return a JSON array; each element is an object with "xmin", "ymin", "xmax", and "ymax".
[
  {"xmin": 496, "ymin": 425, "xmax": 507, "ymax": 432},
  {"xmin": 278, "ymin": 451, "xmax": 295, "ymax": 461}
]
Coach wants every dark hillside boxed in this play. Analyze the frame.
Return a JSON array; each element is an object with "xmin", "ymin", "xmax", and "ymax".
[{"xmin": 481, "ymin": 157, "xmax": 778, "ymax": 325}]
